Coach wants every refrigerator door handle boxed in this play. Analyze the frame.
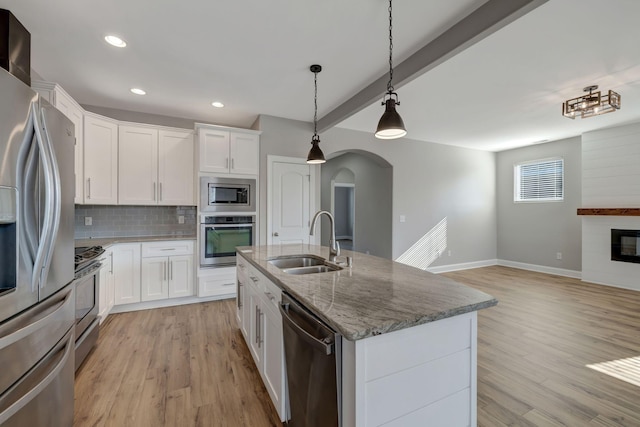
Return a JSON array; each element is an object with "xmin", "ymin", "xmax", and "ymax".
[
  {"xmin": 36, "ymin": 108, "xmax": 62, "ymax": 289},
  {"xmin": 15, "ymin": 109, "xmax": 39, "ymax": 276},
  {"xmin": 0, "ymin": 331, "xmax": 73, "ymax": 425},
  {"xmin": 29, "ymin": 103, "xmax": 54, "ymax": 292}
]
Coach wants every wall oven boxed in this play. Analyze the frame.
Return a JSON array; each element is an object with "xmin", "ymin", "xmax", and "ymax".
[
  {"xmin": 200, "ymin": 177, "xmax": 256, "ymax": 213},
  {"xmin": 200, "ymin": 215, "xmax": 255, "ymax": 267}
]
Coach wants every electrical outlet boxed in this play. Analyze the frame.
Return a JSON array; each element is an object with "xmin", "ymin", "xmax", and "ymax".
[
  {"xmin": 85, "ymin": 216, "xmax": 92, "ymax": 226},
  {"xmin": 178, "ymin": 215, "xmax": 185, "ymax": 224},
  {"xmin": 556, "ymin": 252, "xmax": 562, "ymax": 260}
]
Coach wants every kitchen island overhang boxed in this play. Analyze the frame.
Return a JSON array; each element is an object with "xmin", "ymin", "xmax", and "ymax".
[{"xmin": 237, "ymin": 244, "xmax": 497, "ymax": 427}]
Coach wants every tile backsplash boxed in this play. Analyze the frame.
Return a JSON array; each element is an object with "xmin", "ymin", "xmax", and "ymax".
[{"xmin": 75, "ymin": 205, "xmax": 197, "ymax": 239}]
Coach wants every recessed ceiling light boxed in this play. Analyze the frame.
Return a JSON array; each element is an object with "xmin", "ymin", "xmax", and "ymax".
[
  {"xmin": 104, "ymin": 35, "xmax": 127, "ymax": 48},
  {"xmin": 130, "ymin": 88, "xmax": 146, "ymax": 95},
  {"xmin": 211, "ymin": 101, "xmax": 225, "ymax": 108}
]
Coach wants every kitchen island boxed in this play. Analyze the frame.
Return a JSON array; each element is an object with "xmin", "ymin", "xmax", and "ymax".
[{"xmin": 237, "ymin": 244, "xmax": 497, "ymax": 427}]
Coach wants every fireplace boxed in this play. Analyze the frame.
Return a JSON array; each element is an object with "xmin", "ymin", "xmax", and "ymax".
[{"xmin": 611, "ymin": 229, "xmax": 640, "ymax": 264}]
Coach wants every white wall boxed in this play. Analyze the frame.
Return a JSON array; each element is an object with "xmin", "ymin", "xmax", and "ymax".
[
  {"xmin": 496, "ymin": 137, "xmax": 582, "ymax": 273},
  {"xmin": 256, "ymin": 115, "xmax": 497, "ymax": 265},
  {"xmin": 582, "ymin": 122, "xmax": 640, "ymax": 290}
]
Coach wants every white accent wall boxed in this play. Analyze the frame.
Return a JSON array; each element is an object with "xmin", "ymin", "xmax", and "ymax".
[{"xmin": 582, "ymin": 122, "xmax": 640, "ymax": 290}]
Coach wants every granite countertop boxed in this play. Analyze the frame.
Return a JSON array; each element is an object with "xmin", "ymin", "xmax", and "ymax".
[
  {"xmin": 75, "ymin": 235, "xmax": 197, "ymax": 248},
  {"xmin": 238, "ymin": 244, "xmax": 497, "ymax": 341}
]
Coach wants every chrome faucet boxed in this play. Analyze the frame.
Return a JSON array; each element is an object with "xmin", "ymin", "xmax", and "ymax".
[{"xmin": 309, "ymin": 210, "xmax": 340, "ymax": 260}]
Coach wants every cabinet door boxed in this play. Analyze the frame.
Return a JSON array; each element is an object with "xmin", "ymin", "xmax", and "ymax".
[
  {"xmin": 241, "ymin": 278, "xmax": 251, "ymax": 340},
  {"xmin": 55, "ymin": 90, "xmax": 84, "ymax": 204},
  {"xmin": 158, "ymin": 130, "xmax": 194, "ymax": 205},
  {"xmin": 112, "ymin": 243, "xmax": 141, "ymax": 305},
  {"xmin": 141, "ymin": 257, "xmax": 168, "ymax": 302},
  {"xmin": 230, "ymin": 133, "xmax": 259, "ymax": 175},
  {"xmin": 106, "ymin": 250, "xmax": 115, "ymax": 314},
  {"xmin": 98, "ymin": 264, "xmax": 109, "ymax": 322},
  {"xmin": 84, "ymin": 115, "xmax": 118, "ymax": 204},
  {"xmin": 248, "ymin": 287, "xmax": 263, "ymax": 366},
  {"xmin": 118, "ymin": 126, "xmax": 159, "ymax": 205},
  {"xmin": 262, "ymin": 304, "xmax": 284, "ymax": 416},
  {"xmin": 199, "ymin": 129, "xmax": 230, "ymax": 173},
  {"xmin": 168, "ymin": 255, "xmax": 194, "ymax": 298},
  {"xmin": 98, "ymin": 248, "xmax": 113, "ymax": 324}
]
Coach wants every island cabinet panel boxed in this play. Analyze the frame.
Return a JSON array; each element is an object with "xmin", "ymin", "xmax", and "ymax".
[
  {"xmin": 342, "ymin": 311, "xmax": 477, "ymax": 427},
  {"xmin": 236, "ymin": 256, "xmax": 286, "ymax": 422}
]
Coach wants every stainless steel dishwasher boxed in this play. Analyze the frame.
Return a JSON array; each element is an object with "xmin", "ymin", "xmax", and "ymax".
[{"xmin": 280, "ymin": 293, "xmax": 341, "ymax": 427}]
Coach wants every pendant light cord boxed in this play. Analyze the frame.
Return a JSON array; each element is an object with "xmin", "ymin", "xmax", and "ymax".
[
  {"xmin": 314, "ymin": 70, "xmax": 318, "ymax": 137},
  {"xmin": 387, "ymin": 0, "xmax": 394, "ymax": 94}
]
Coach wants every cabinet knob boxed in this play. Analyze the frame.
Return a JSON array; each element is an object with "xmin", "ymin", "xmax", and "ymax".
[{"xmin": 273, "ymin": 232, "xmax": 279, "ymax": 237}]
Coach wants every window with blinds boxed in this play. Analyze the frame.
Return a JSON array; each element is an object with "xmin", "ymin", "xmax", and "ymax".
[{"xmin": 514, "ymin": 158, "xmax": 564, "ymax": 202}]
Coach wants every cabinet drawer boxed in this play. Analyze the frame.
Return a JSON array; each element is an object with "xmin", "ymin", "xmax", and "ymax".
[
  {"xmin": 245, "ymin": 264, "xmax": 268, "ymax": 291},
  {"xmin": 198, "ymin": 268, "xmax": 236, "ymax": 297},
  {"xmin": 142, "ymin": 240, "xmax": 194, "ymax": 257},
  {"xmin": 262, "ymin": 279, "xmax": 282, "ymax": 312}
]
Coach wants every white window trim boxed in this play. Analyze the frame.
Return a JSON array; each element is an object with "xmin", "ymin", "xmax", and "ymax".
[{"xmin": 514, "ymin": 157, "xmax": 564, "ymax": 203}]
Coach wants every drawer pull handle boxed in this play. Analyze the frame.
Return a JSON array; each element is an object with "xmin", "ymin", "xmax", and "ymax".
[{"xmin": 222, "ymin": 282, "xmax": 234, "ymax": 287}]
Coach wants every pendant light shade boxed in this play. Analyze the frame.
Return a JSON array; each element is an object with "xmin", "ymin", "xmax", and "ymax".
[
  {"xmin": 376, "ymin": 98, "xmax": 407, "ymax": 139},
  {"xmin": 375, "ymin": 0, "xmax": 406, "ymax": 140},
  {"xmin": 307, "ymin": 135, "xmax": 325, "ymax": 164},
  {"xmin": 307, "ymin": 64, "xmax": 326, "ymax": 164}
]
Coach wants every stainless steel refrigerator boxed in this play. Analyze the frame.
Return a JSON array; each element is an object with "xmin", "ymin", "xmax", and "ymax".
[{"xmin": 0, "ymin": 67, "xmax": 75, "ymax": 426}]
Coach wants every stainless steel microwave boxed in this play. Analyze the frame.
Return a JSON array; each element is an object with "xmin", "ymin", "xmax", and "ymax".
[{"xmin": 200, "ymin": 177, "xmax": 256, "ymax": 213}]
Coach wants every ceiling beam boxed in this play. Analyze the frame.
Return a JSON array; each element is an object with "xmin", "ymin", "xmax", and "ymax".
[{"xmin": 317, "ymin": 0, "xmax": 548, "ymax": 133}]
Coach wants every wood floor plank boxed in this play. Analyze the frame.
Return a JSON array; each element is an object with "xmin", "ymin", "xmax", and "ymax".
[{"xmin": 75, "ymin": 266, "xmax": 640, "ymax": 426}]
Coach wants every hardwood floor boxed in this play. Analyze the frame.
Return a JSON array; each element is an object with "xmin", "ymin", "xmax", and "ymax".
[
  {"xmin": 444, "ymin": 266, "xmax": 640, "ymax": 427},
  {"xmin": 75, "ymin": 266, "xmax": 640, "ymax": 426},
  {"xmin": 74, "ymin": 301, "xmax": 281, "ymax": 427}
]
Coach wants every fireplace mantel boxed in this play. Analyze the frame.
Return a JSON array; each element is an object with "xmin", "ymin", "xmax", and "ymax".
[{"xmin": 577, "ymin": 208, "xmax": 640, "ymax": 216}]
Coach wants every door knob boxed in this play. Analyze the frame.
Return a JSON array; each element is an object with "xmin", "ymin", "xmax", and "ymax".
[{"xmin": 273, "ymin": 232, "xmax": 279, "ymax": 237}]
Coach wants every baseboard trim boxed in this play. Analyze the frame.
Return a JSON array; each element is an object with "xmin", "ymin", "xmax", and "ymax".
[
  {"xmin": 110, "ymin": 293, "xmax": 234, "ymax": 314},
  {"xmin": 427, "ymin": 259, "xmax": 498, "ymax": 274},
  {"xmin": 497, "ymin": 260, "xmax": 582, "ymax": 279}
]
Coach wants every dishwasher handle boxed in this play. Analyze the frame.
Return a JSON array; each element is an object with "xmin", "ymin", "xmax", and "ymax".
[{"xmin": 280, "ymin": 302, "xmax": 334, "ymax": 356}]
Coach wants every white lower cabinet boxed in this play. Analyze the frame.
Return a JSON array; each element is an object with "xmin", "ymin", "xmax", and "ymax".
[
  {"xmin": 112, "ymin": 243, "xmax": 141, "ymax": 306},
  {"xmin": 98, "ymin": 247, "xmax": 115, "ymax": 323},
  {"xmin": 197, "ymin": 266, "xmax": 236, "ymax": 298},
  {"xmin": 237, "ymin": 255, "xmax": 286, "ymax": 421},
  {"xmin": 141, "ymin": 241, "xmax": 195, "ymax": 302}
]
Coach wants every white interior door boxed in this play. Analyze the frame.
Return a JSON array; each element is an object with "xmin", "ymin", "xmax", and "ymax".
[{"xmin": 269, "ymin": 160, "xmax": 314, "ymax": 245}]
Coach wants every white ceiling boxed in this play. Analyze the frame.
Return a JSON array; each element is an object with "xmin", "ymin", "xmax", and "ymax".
[{"xmin": 2, "ymin": 0, "xmax": 640, "ymax": 152}]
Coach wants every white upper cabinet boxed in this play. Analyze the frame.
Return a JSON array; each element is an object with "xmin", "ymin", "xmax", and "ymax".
[
  {"xmin": 119, "ymin": 125, "xmax": 194, "ymax": 206},
  {"xmin": 84, "ymin": 113, "xmax": 118, "ymax": 205},
  {"xmin": 230, "ymin": 133, "xmax": 259, "ymax": 175},
  {"xmin": 32, "ymin": 81, "xmax": 85, "ymax": 203},
  {"xmin": 199, "ymin": 129, "xmax": 230, "ymax": 174},
  {"xmin": 118, "ymin": 126, "xmax": 159, "ymax": 205},
  {"xmin": 158, "ymin": 130, "xmax": 194, "ymax": 205},
  {"xmin": 197, "ymin": 125, "xmax": 260, "ymax": 175}
]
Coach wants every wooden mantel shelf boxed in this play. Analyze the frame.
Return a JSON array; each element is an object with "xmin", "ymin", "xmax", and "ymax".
[{"xmin": 577, "ymin": 208, "xmax": 640, "ymax": 216}]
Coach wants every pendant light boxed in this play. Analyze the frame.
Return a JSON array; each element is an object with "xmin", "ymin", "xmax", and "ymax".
[
  {"xmin": 375, "ymin": 0, "xmax": 407, "ymax": 140},
  {"xmin": 307, "ymin": 64, "xmax": 326, "ymax": 164}
]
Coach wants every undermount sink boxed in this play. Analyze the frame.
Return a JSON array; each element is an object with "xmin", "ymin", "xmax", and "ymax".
[
  {"xmin": 268, "ymin": 255, "xmax": 326, "ymax": 269},
  {"xmin": 282, "ymin": 265, "xmax": 342, "ymax": 275},
  {"xmin": 268, "ymin": 255, "xmax": 342, "ymax": 274}
]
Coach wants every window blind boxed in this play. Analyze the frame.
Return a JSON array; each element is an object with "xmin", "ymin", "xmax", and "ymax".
[{"xmin": 514, "ymin": 158, "xmax": 564, "ymax": 202}]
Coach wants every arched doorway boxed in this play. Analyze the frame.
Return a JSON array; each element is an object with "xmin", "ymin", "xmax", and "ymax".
[{"xmin": 320, "ymin": 150, "xmax": 393, "ymax": 259}]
